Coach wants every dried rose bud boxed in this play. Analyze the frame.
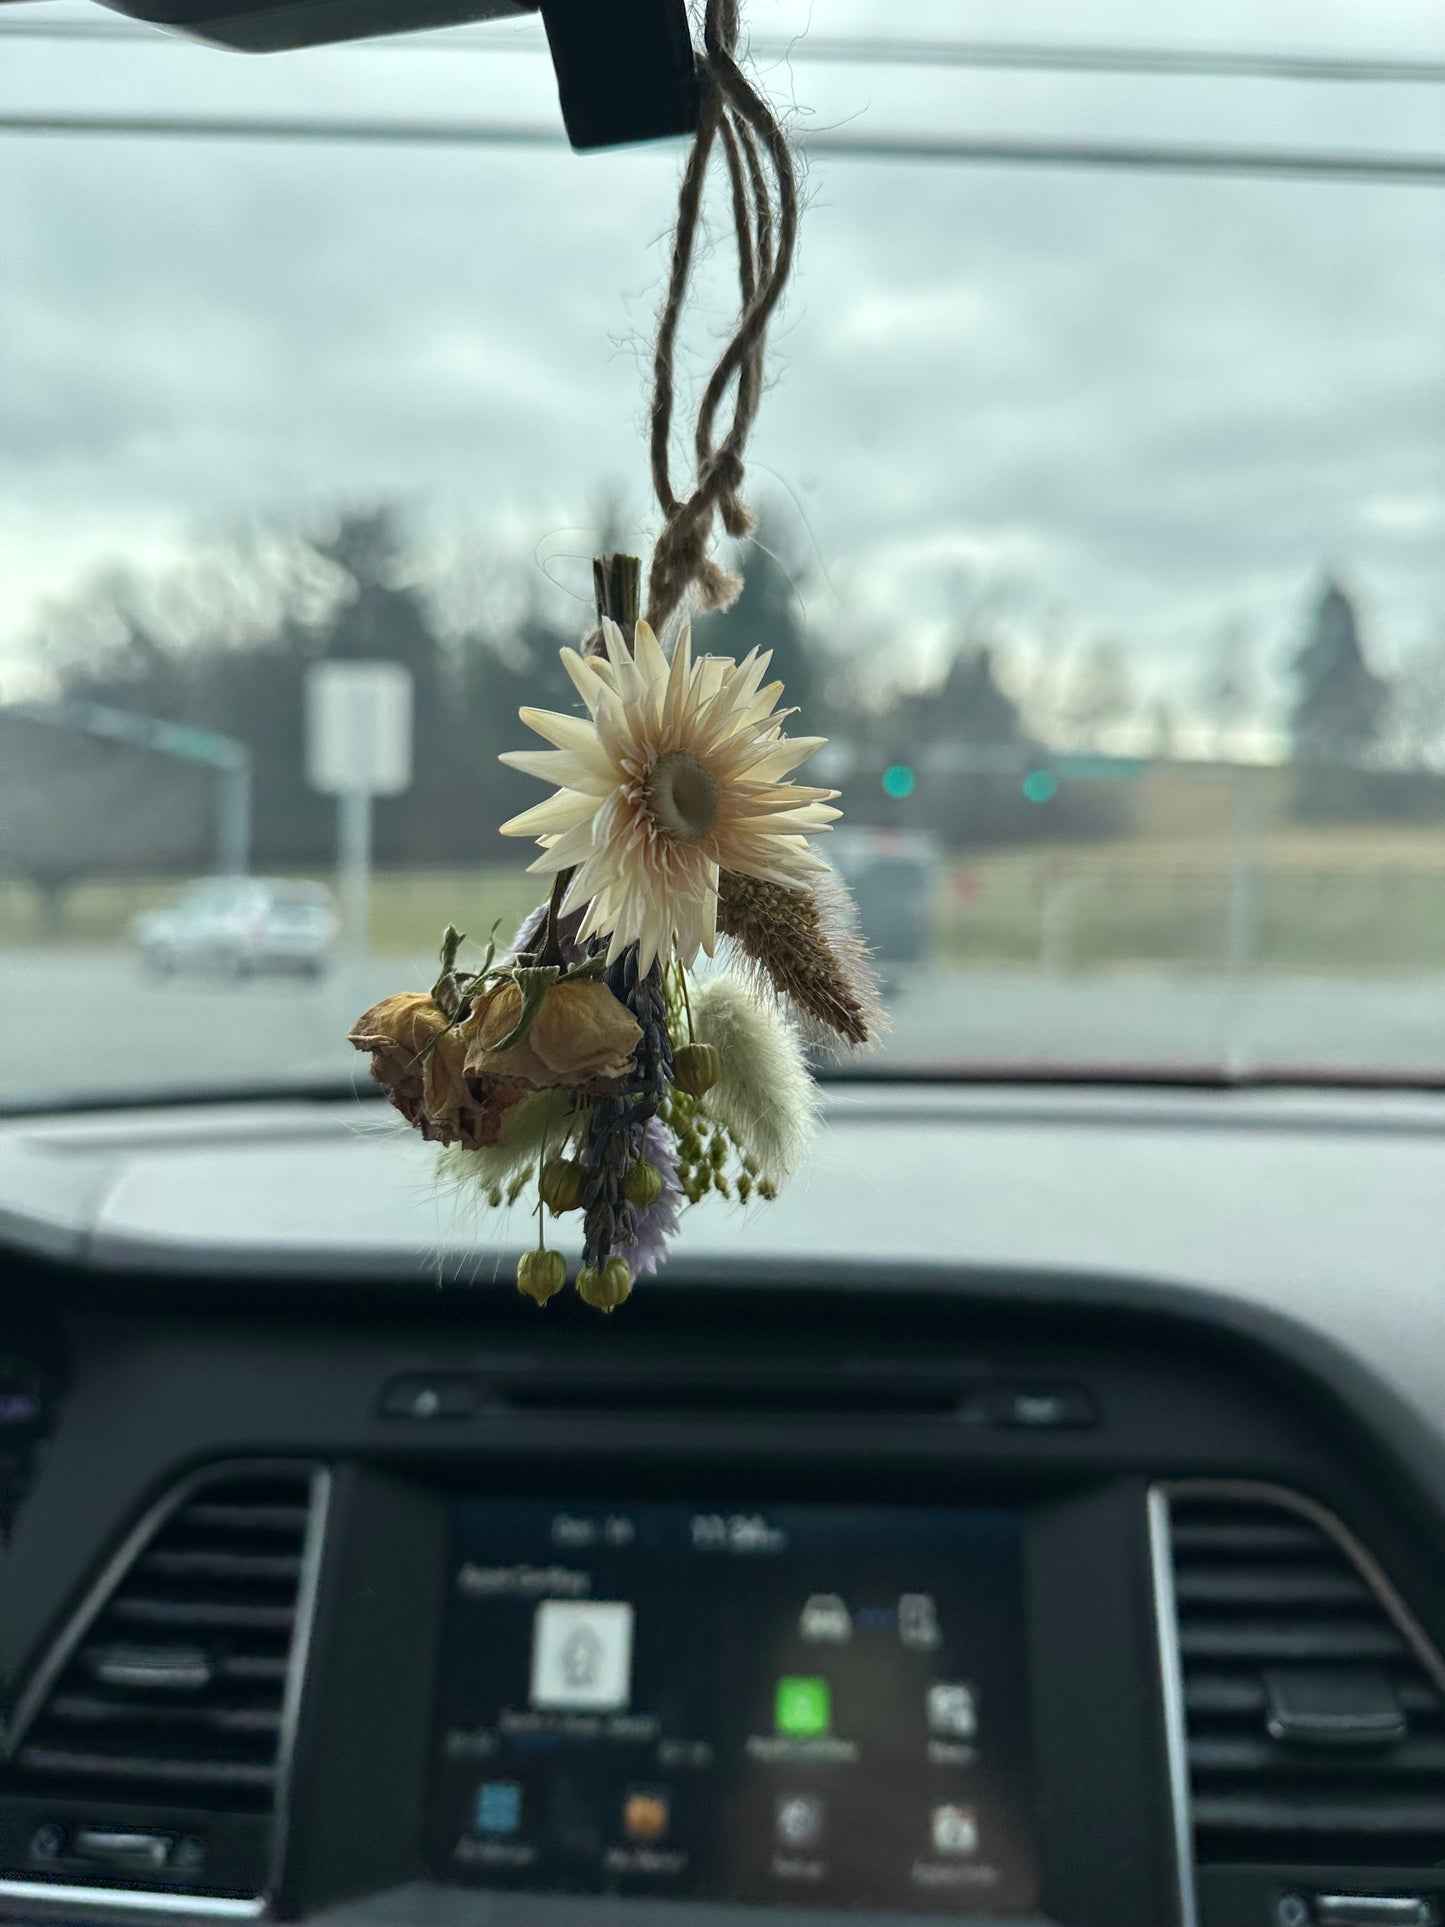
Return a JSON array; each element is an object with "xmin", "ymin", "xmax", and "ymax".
[
  {"xmin": 539, "ymin": 1157, "xmax": 585, "ymax": 1215},
  {"xmin": 466, "ymin": 978, "xmax": 641, "ymax": 1090},
  {"xmin": 348, "ymin": 991, "xmax": 448, "ymax": 1128},
  {"xmin": 349, "ymin": 991, "xmax": 446, "ymax": 1057},
  {"xmin": 450, "ymin": 1070, "xmax": 529, "ymax": 1151},
  {"xmin": 622, "ymin": 1159, "xmax": 663, "ymax": 1208},
  {"xmin": 575, "ymin": 1256, "xmax": 633, "ymax": 1313},
  {"xmin": 672, "ymin": 1041, "xmax": 720, "ymax": 1098},
  {"xmin": 349, "ymin": 990, "xmax": 525, "ymax": 1148},
  {"xmin": 517, "ymin": 1248, "xmax": 567, "ymax": 1305},
  {"xmin": 421, "ymin": 1027, "xmax": 470, "ymax": 1136}
]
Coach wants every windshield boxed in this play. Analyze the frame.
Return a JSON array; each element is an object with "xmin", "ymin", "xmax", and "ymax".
[{"xmin": 3, "ymin": 0, "xmax": 1444, "ymax": 1105}]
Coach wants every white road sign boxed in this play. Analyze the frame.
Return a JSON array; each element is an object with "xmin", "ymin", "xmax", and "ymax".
[{"xmin": 305, "ymin": 661, "xmax": 413, "ymax": 797}]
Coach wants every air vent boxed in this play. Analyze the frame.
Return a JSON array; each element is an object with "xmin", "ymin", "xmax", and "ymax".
[
  {"xmin": 0, "ymin": 1464, "xmax": 326, "ymax": 1901},
  {"xmin": 1163, "ymin": 1484, "xmax": 1445, "ymax": 1870}
]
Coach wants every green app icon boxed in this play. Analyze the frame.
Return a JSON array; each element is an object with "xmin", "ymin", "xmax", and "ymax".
[{"xmin": 776, "ymin": 1675, "xmax": 831, "ymax": 1737}]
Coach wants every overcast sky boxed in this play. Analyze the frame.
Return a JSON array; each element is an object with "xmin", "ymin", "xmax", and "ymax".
[{"xmin": 1, "ymin": 0, "xmax": 1443, "ymax": 716}]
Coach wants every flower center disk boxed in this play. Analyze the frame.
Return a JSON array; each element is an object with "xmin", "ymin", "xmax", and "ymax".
[{"xmin": 644, "ymin": 750, "xmax": 721, "ymax": 845}]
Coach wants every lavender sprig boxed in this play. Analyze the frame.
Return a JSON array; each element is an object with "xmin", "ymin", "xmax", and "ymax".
[
  {"xmin": 579, "ymin": 948, "xmax": 674, "ymax": 1268},
  {"xmin": 630, "ymin": 1116, "xmax": 683, "ymax": 1275}
]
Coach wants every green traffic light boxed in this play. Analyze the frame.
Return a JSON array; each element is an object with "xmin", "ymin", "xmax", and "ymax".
[
  {"xmin": 882, "ymin": 764, "xmax": 916, "ymax": 799},
  {"xmin": 1022, "ymin": 769, "xmax": 1058, "ymax": 804}
]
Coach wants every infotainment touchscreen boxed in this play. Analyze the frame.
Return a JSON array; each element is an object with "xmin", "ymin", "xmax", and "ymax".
[{"xmin": 428, "ymin": 1499, "xmax": 1037, "ymax": 1913}]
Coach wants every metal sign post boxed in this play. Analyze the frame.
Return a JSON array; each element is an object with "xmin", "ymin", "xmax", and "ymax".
[{"xmin": 305, "ymin": 662, "xmax": 413, "ymax": 958}]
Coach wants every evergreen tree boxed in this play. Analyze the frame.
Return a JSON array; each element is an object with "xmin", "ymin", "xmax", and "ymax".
[
  {"xmin": 930, "ymin": 644, "xmax": 1023, "ymax": 746},
  {"xmin": 1288, "ymin": 577, "xmax": 1393, "ymax": 820},
  {"xmin": 1289, "ymin": 578, "xmax": 1387, "ymax": 764}
]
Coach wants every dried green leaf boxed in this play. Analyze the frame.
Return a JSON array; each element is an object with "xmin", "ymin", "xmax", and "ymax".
[{"xmin": 488, "ymin": 965, "xmax": 561, "ymax": 1052}]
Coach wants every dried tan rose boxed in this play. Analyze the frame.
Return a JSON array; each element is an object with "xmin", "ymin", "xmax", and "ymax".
[
  {"xmin": 348, "ymin": 991, "xmax": 526, "ymax": 1147},
  {"xmin": 463, "ymin": 1074, "xmax": 532, "ymax": 1148},
  {"xmin": 465, "ymin": 977, "xmax": 641, "ymax": 1090},
  {"xmin": 422, "ymin": 1027, "xmax": 526, "ymax": 1150},
  {"xmin": 421, "ymin": 1025, "xmax": 469, "ymax": 1130},
  {"xmin": 348, "ymin": 992, "xmax": 447, "ymax": 1127}
]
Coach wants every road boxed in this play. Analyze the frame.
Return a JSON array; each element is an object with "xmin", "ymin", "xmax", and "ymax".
[{"xmin": 3, "ymin": 948, "xmax": 1445, "ymax": 1103}]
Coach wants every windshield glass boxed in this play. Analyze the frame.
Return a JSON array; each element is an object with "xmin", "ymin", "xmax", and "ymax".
[{"xmin": 3, "ymin": 0, "xmax": 1444, "ymax": 1104}]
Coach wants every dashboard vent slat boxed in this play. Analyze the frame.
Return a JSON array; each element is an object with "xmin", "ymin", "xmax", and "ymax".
[
  {"xmin": 139, "ymin": 1548, "xmax": 305, "ymax": 1583},
  {"xmin": 1165, "ymin": 1486, "xmax": 1445, "ymax": 1873},
  {"xmin": 1174, "ymin": 1565, "xmax": 1373, "ymax": 1609},
  {"xmin": 0, "ymin": 1464, "xmax": 325, "ymax": 1902},
  {"xmin": 46, "ymin": 1693, "xmax": 283, "ymax": 1736},
  {"xmin": 106, "ymin": 1594, "xmax": 299, "ymax": 1632},
  {"xmin": 1179, "ymin": 1618, "xmax": 1406, "ymax": 1663},
  {"xmin": 14, "ymin": 1746, "xmax": 279, "ymax": 1792}
]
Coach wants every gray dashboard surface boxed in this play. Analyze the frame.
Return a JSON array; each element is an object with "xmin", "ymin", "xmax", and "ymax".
[{"xmin": 1, "ymin": 1082, "xmax": 1441, "ymax": 1479}]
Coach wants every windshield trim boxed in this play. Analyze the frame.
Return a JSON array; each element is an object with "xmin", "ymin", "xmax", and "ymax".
[{"xmin": 7, "ymin": 1060, "xmax": 1445, "ymax": 1120}]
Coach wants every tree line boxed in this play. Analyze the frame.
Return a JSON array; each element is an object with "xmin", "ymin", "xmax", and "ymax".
[{"xmin": 1, "ymin": 501, "xmax": 1440, "ymax": 915}]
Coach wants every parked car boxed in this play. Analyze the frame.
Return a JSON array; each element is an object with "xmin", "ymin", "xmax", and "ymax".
[
  {"xmin": 827, "ymin": 827, "xmax": 940, "ymax": 965},
  {"xmin": 132, "ymin": 877, "xmax": 338, "ymax": 978}
]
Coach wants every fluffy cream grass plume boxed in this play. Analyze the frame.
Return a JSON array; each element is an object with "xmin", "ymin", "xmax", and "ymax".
[
  {"xmin": 435, "ymin": 1088, "xmax": 574, "ymax": 1198},
  {"xmin": 499, "ymin": 616, "xmax": 840, "ymax": 974},
  {"xmin": 691, "ymin": 973, "xmax": 818, "ymax": 1184}
]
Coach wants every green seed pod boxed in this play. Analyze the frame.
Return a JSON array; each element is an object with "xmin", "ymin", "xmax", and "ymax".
[
  {"xmin": 622, "ymin": 1159, "xmax": 663, "ymax": 1208},
  {"xmin": 737, "ymin": 1172, "xmax": 753, "ymax": 1203},
  {"xmin": 576, "ymin": 1256, "xmax": 633, "ymax": 1314},
  {"xmin": 516, "ymin": 1248, "xmax": 567, "ymax": 1306},
  {"xmin": 758, "ymin": 1178, "xmax": 779, "ymax": 1202},
  {"xmin": 707, "ymin": 1133, "xmax": 727, "ymax": 1170},
  {"xmin": 539, "ymin": 1157, "xmax": 585, "ymax": 1215},
  {"xmin": 672, "ymin": 1041, "xmax": 720, "ymax": 1098}
]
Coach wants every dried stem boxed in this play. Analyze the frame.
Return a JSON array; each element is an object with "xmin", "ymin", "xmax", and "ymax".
[
  {"xmin": 592, "ymin": 553, "xmax": 641, "ymax": 634},
  {"xmin": 537, "ymin": 553, "xmax": 642, "ymax": 965},
  {"xmin": 537, "ymin": 870, "xmax": 571, "ymax": 970}
]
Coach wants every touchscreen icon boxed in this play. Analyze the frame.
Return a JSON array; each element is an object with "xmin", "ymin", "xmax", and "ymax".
[
  {"xmin": 530, "ymin": 1600, "xmax": 635, "ymax": 1711},
  {"xmin": 775, "ymin": 1793, "xmax": 825, "ymax": 1850},
  {"xmin": 927, "ymin": 1681, "xmax": 978, "ymax": 1739},
  {"xmin": 623, "ymin": 1789, "xmax": 671, "ymax": 1842},
  {"xmin": 930, "ymin": 1804, "xmax": 979, "ymax": 1857},
  {"xmin": 799, "ymin": 1594, "xmax": 852, "ymax": 1644},
  {"xmin": 775, "ymin": 1675, "xmax": 831, "ymax": 1737},
  {"xmin": 899, "ymin": 1593, "xmax": 942, "ymax": 1650},
  {"xmin": 474, "ymin": 1781, "xmax": 522, "ymax": 1836}
]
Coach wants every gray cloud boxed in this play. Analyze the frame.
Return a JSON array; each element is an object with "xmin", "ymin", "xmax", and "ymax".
[{"xmin": 2, "ymin": 0, "xmax": 1443, "ymax": 695}]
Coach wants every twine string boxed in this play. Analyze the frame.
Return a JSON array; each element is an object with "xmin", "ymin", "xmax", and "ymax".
[{"xmin": 645, "ymin": 0, "xmax": 799, "ymax": 636}]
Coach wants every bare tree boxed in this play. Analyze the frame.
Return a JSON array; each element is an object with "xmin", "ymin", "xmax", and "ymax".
[
  {"xmin": 1064, "ymin": 638, "xmax": 1138, "ymax": 748},
  {"xmin": 1198, "ymin": 617, "xmax": 1259, "ymax": 757},
  {"xmin": 1387, "ymin": 625, "xmax": 1445, "ymax": 770}
]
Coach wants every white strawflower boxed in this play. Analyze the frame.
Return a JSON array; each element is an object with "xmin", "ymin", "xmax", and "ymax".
[{"xmin": 499, "ymin": 616, "xmax": 840, "ymax": 973}]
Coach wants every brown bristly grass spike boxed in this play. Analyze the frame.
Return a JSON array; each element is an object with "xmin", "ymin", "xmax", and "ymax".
[{"xmin": 716, "ymin": 870, "xmax": 883, "ymax": 1051}]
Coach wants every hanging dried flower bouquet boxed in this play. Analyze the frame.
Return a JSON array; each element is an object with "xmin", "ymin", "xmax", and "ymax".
[{"xmin": 348, "ymin": 4, "xmax": 880, "ymax": 1308}]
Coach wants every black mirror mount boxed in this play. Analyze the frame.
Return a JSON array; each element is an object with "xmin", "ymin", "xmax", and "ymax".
[{"xmin": 91, "ymin": 0, "xmax": 699, "ymax": 150}]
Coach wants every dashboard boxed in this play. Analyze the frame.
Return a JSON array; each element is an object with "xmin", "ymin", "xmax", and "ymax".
[{"xmin": 3, "ymin": 1084, "xmax": 1445, "ymax": 1927}]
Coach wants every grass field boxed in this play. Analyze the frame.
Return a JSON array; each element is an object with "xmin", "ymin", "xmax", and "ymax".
[
  {"xmin": 931, "ymin": 852, "xmax": 1445, "ymax": 973},
  {"xmin": 7, "ymin": 830, "xmax": 1445, "ymax": 976}
]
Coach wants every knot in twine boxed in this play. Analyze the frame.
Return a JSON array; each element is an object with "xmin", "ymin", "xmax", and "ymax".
[{"xmin": 644, "ymin": 0, "xmax": 799, "ymax": 637}]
